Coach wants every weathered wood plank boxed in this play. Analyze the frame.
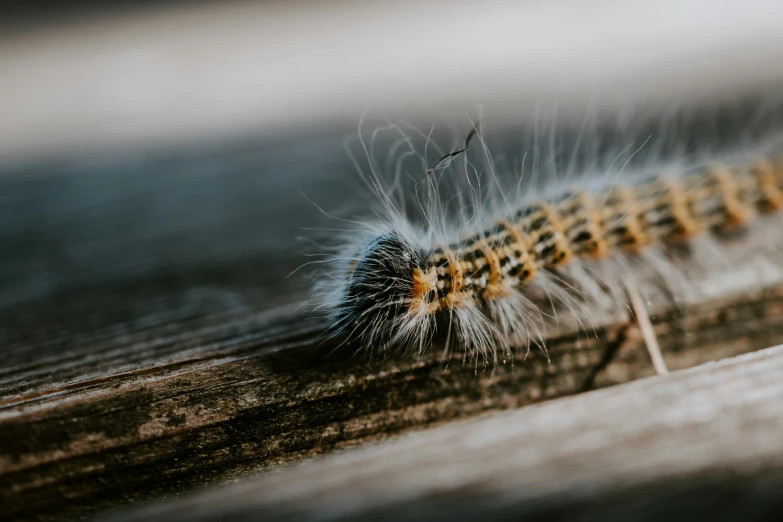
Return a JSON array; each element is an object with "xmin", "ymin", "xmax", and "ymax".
[
  {"xmin": 2, "ymin": 268, "xmax": 783, "ymax": 521},
  {"xmin": 105, "ymin": 344, "xmax": 783, "ymax": 522},
  {"xmin": 4, "ymin": 100, "xmax": 783, "ymax": 521}
]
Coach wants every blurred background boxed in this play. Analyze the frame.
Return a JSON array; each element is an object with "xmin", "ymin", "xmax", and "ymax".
[{"xmin": 3, "ymin": 0, "xmax": 783, "ymax": 365}]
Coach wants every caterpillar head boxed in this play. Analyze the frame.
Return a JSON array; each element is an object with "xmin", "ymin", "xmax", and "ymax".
[{"xmin": 340, "ymin": 234, "xmax": 432, "ymax": 348}]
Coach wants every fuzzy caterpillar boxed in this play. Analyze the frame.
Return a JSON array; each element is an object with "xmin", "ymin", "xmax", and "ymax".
[{"xmin": 310, "ymin": 105, "xmax": 783, "ymax": 362}]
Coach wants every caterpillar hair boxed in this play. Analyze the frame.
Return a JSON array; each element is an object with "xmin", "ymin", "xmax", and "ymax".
[{"xmin": 306, "ymin": 97, "xmax": 783, "ymax": 364}]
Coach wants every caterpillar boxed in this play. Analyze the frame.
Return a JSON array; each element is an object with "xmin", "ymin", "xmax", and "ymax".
[{"xmin": 309, "ymin": 102, "xmax": 783, "ymax": 363}]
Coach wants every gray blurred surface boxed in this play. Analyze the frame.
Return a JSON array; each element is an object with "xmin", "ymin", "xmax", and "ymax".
[
  {"xmin": 0, "ymin": 132, "xmax": 349, "ymax": 310},
  {"xmin": 3, "ymin": 0, "xmax": 783, "ymax": 163}
]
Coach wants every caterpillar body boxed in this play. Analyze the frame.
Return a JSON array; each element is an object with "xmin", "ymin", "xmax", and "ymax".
[{"xmin": 311, "ymin": 105, "xmax": 783, "ymax": 362}]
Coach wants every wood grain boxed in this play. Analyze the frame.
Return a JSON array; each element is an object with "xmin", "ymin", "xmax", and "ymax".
[
  {"xmin": 104, "ymin": 344, "xmax": 783, "ymax": 522},
  {"xmin": 3, "ymin": 251, "xmax": 783, "ymax": 521}
]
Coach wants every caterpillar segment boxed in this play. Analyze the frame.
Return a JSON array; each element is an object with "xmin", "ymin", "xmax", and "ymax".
[{"xmin": 410, "ymin": 155, "xmax": 783, "ymax": 318}]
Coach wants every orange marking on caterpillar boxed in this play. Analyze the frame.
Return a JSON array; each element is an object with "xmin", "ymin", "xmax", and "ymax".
[
  {"xmin": 661, "ymin": 178, "xmax": 703, "ymax": 243},
  {"xmin": 711, "ymin": 167, "xmax": 756, "ymax": 229},
  {"xmin": 753, "ymin": 159, "xmax": 783, "ymax": 213}
]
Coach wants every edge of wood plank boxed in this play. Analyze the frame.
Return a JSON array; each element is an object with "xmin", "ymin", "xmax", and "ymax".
[{"xmin": 106, "ymin": 344, "xmax": 783, "ymax": 522}]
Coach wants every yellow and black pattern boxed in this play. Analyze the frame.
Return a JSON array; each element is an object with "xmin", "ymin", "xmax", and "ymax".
[{"xmin": 411, "ymin": 155, "xmax": 783, "ymax": 315}]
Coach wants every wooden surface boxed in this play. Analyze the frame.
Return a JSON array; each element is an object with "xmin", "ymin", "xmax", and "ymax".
[
  {"xmin": 3, "ymin": 259, "xmax": 783, "ymax": 521},
  {"xmin": 4, "ymin": 102, "xmax": 783, "ymax": 521},
  {"xmin": 105, "ymin": 344, "xmax": 783, "ymax": 522}
]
